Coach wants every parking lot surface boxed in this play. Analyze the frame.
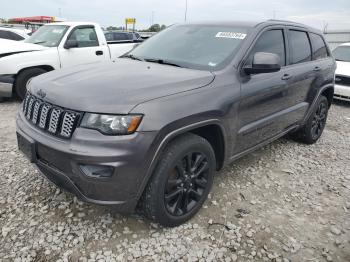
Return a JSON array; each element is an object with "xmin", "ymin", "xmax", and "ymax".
[{"xmin": 0, "ymin": 100, "xmax": 349, "ymax": 262}]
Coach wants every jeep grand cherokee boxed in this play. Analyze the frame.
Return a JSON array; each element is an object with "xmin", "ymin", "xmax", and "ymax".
[{"xmin": 16, "ymin": 20, "xmax": 336, "ymax": 226}]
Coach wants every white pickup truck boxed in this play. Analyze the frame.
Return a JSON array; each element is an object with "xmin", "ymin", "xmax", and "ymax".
[{"xmin": 0, "ymin": 22, "xmax": 136, "ymax": 99}]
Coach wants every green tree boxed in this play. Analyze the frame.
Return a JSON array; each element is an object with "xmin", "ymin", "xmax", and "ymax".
[{"xmin": 149, "ymin": 24, "xmax": 161, "ymax": 32}]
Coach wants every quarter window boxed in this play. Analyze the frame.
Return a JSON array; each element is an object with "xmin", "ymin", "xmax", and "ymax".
[
  {"xmin": 309, "ymin": 33, "xmax": 328, "ymax": 60},
  {"xmin": 289, "ymin": 30, "xmax": 312, "ymax": 64},
  {"xmin": 246, "ymin": 29, "xmax": 286, "ymax": 66},
  {"xmin": 68, "ymin": 27, "xmax": 99, "ymax": 47}
]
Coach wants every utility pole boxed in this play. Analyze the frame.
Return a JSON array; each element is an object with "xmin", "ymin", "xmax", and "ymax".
[
  {"xmin": 151, "ymin": 11, "xmax": 155, "ymax": 26},
  {"xmin": 58, "ymin": 8, "xmax": 62, "ymax": 17},
  {"xmin": 185, "ymin": 0, "xmax": 188, "ymax": 22}
]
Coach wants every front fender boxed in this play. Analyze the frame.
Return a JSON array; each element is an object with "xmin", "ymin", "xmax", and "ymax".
[{"xmin": 0, "ymin": 49, "xmax": 60, "ymax": 75}]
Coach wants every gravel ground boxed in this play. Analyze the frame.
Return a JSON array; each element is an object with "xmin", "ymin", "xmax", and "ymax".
[{"xmin": 0, "ymin": 99, "xmax": 349, "ymax": 262}]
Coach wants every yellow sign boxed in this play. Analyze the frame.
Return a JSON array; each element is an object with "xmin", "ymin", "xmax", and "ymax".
[{"xmin": 125, "ymin": 18, "xmax": 136, "ymax": 24}]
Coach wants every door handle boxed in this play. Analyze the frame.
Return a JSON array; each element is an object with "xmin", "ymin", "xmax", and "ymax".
[
  {"xmin": 96, "ymin": 50, "xmax": 103, "ymax": 56},
  {"xmin": 281, "ymin": 74, "xmax": 292, "ymax": 80},
  {"xmin": 313, "ymin": 66, "xmax": 321, "ymax": 72}
]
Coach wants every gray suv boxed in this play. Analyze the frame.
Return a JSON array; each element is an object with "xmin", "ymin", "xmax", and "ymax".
[{"xmin": 16, "ymin": 20, "xmax": 336, "ymax": 226}]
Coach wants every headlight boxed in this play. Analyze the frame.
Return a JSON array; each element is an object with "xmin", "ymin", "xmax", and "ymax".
[{"xmin": 80, "ymin": 113, "xmax": 142, "ymax": 135}]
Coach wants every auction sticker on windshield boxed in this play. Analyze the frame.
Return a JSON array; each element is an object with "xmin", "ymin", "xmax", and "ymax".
[
  {"xmin": 52, "ymin": 29, "xmax": 64, "ymax": 34},
  {"xmin": 215, "ymin": 32, "xmax": 247, "ymax": 39}
]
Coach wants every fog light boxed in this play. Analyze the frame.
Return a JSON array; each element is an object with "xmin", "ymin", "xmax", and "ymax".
[{"xmin": 80, "ymin": 164, "xmax": 114, "ymax": 178}]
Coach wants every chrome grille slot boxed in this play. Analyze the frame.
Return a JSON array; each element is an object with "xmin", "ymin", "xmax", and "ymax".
[
  {"xmin": 31, "ymin": 100, "xmax": 41, "ymax": 124},
  {"xmin": 22, "ymin": 93, "xmax": 80, "ymax": 139},
  {"xmin": 39, "ymin": 104, "xmax": 51, "ymax": 129},
  {"xmin": 60, "ymin": 112, "xmax": 78, "ymax": 138},
  {"xmin": 48, "ymin": 108, "xmax": 62, "ymax": 134},
  {"xmin": 26, "ymin": 96, "xmax": 35, "ymax": 120}
]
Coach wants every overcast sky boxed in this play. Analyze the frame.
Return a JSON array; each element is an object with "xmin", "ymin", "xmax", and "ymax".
[{"xmin": 2, "ymin": 0, "xmax": 350, "ymax": 30}]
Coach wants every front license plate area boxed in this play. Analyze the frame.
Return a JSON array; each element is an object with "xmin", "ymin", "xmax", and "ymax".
[{"xmin": 17, "ymin": 132, "xmax": 36, "ymax": 163}]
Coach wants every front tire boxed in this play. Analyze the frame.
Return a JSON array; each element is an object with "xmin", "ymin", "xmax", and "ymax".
[
  {"xmin": 141, "ymin": 133, "xmax": 216, "ymax": 227},
  {"xmin": 15, "ymin": 68, "xmax": 47, "ymax": 99},
  {"xmin": 291, "ymin": 95, "xmax": 329, "ymax": 144}
]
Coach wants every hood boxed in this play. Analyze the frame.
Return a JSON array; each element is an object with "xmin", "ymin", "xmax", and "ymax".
[
  {"xmin": 0, "ymin": 39, "xmax": 47, "ymax": 55},
  {"xmin": 335, "ymin": 60, "xmax": 350, "ymax": 76},
  {"xmin": 29, "ymin": 59, "xmax": 215, "ymax": 114}
]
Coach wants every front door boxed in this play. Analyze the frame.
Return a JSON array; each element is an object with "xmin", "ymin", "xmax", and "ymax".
[
  {"xmin": 235, "ymin": 28, "xmax": 291, "ymax": 154},
  {"xmin": 58, "ymin": 25, "xmax": 108, "ymax": 68}
]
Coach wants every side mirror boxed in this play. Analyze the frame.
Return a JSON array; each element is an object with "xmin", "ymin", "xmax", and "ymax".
[
  {"xmin": 64, "ymin": 39, "xmax": 79, "ymax": 49},
  {"xmin": 244, "ymin": 52, "xmax": 281, "ymax": 75}
]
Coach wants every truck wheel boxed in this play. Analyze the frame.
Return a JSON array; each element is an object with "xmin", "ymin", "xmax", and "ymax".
[
  {"xmin": 15, "ymin": 68, "xmax": 47, "ymax": 100},
  {"xmin": 291, "ymin": 95, "xmax": 329, "ymax": 144},
  {"xmin": 141, "ymin": 133, "xmax": 216, "ymax": 227}
]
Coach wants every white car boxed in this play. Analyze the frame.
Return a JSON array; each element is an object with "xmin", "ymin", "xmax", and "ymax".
[
  {"xmin": 0, "ymin": 27, "xmax": 29, "ymax": 41},
  {"xmin": 0, "ymin": 22, "xmax": 136, "ymax": 99},
  {"xmin": 333, "ymin": 43, "xmax": 350, "ymax": 101}
]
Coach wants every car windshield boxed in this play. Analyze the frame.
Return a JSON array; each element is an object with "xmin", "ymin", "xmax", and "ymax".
[
  {"xmin": 332, "ymin": 46, "xmax": 350, "ymax": 62},
  {"xmin": 25, "ymin": 25, "xmax": 69, "ymax": 47},
  {"xmin": 129, "ymin": 24, "xmax": 251, "ymax": 70}
]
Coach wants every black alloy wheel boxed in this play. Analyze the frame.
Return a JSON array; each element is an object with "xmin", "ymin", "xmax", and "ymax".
[
  {"xmin": 164, "ymin": 151, "xmax": 210, "ymax": 216},
  {"xmin": 310, "ymin": 100, "xmax": 327, "ymax": 140},
  {"xmin": 141, "ymin": 133, "xmax": 215, "ymax": 227}
]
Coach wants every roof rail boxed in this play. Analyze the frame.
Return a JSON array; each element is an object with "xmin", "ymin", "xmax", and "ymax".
[{"xmin": 267, "ymin": 19, "xmax": 305, "ymax": 25}]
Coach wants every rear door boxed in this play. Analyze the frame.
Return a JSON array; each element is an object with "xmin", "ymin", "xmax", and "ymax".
[
  {"xmin": 58, "ymin": 25, "xmax": 109, "ymax": 68},
  {"xmin": 308, "ymin": 32, "xmax": 335, "ymax": 101},
  {"xmin": 235, "ymin": 27, "xmax": 291, "ymax": 153},
  {"xmin": 282, "ymin": 29, "xmax": 316, "ymax": 121}
]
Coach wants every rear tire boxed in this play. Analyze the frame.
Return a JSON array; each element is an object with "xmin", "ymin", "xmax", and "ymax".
[
  {"xmin": 15, "ymin": 68, "xmax": 47, "ymax": 99},
  {"xmin": 140, "ymin": 133, "xmax": 216, "ymax": 227},
  {"xmin": 290, "ymin": 95, "xmax": 329, "ymax": 144}
]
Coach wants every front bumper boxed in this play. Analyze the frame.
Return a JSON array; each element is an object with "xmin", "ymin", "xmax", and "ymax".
[
  {"xmin": 0, "ymin": 74, "xmax": 15, "ymax": 97},
  {"xmin": 334, "ymin": 84, "xmax": 350, "ymax": 102},
  {"xmin": 16, "ymin": 111, "xmax": 158, "ymax": 213}
]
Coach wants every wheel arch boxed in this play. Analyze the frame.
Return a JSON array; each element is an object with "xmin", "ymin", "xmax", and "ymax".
[
  {"xmin": 135, "ymin": 119, "xmax": 227, "ymax": 204},
  {"xmin": 13, "ymin": 65, "xmax": 55, "ymax": 95},
  {"xmin": 303, "ymin": 84, "xmax": 334, "ymax": 124},
  {"xmin": 15, "ymin": 65, "xmax": 55, "ymax": 78},
  {"xmin": 321, "ymin": 86, "xmax": 334, "ymax": 108}
]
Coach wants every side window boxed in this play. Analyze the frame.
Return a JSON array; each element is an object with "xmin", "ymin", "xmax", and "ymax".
[
  {"xmin": 0, "ymin": 30, "xmax": 9, "ymax": 39},
  {"xmin": 7, "ymin": 31, "xmax": 24, "ymax": 41},
  {"xmin": 104, "ymin": 32, "xmax": 113, "ymax": 41},
  {"xmin": 289, "ymin": 30, "xmax": 312, "ymax": 64},
  {"xmin": 113, "ymin": 33, "xmax": 129, "ymax": 41},
  {"xmin": 246, "ymin": 29, "xmax": 286, "ymax": 66},
  {"xmin": 68, "ymin": 27, "xmax": 99, "ymax": 47},
  {"xmin": 309, "ymin": 33, "xmax": 328, "ymax": 60}
]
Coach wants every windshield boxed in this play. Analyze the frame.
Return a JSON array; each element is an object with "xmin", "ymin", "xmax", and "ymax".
[
  {"xmin": 332, "ymin": 46, "xmax": 350, "ymax": 62},
  {"xmin": 129, "ymin": 24, "xmax": 251, "ymax": 70},
  {"xmin": 25, "ymin": 25, "xmax": 69, "ymax": 47}
]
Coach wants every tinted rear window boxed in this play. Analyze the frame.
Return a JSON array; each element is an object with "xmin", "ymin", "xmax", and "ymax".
[
  {"xmin": 289, "ymin": 30, "xmax": 312, "ymax": 64},
  {"xmin": 310, "ymin": 33, "xmax": 328, "ymax": 60},
  {"xmin": 113, "ymin": 33, "xmax": 129, "ymax": 41}
]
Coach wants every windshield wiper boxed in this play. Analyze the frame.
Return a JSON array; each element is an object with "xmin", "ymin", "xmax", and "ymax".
[
  {"xmin": 121, "ymin": 54, "xmax": 144, "ymax": 61},
  {"xmin": 335, "ymin": 58, "xmax": 345, "ymax": 62},
  {"xmin": 144, "ymin": 58, "xmax": 183, "ymax": 68},
  {"xmin": 33, "ymin": 41, "xmax": 47, "ymax": 45}
]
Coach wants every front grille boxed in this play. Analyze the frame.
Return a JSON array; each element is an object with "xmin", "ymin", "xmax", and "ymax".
[
  {"xmin": 22, "ymin": 93, "xmax": 81, "ymax": 138},
  {"xmin": 335, "ymin": 75, "xmax": 350, "ymax": 87}
]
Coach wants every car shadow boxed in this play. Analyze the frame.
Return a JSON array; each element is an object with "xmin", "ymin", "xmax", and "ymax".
[{"xmin": 332, "ymin": 99, "xmax": 350, "ymax": 108}]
